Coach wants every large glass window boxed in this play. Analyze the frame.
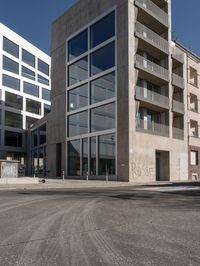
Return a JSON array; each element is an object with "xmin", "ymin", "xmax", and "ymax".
[
  {"xmin": 99, "ymin": 133, "xmax": 116, "ymax": 175},
  {"xmin": 68, "ymin": 84, "xmax": 88, "ymax": 111},
  {"xmin": 32, "ymin": 130, "xmax": 38, "ymax": 147},
  {"xmin": 42, "ymin": 88, "xmax": 50, "ymax": 101},
  {"xmin": 38, "ymin": 75, "xmax": 49, "ymax": 86},
  {"xmin": 26, "ymin": 99, "xmax": 41, "ymax": 115},
  {"xmin": 68, "ymin": 30, "xmax": 88, "ymax": 61},
  {"xmin": 38, "ymin": 148, "xmax": 44, "ymax": 177},
  {"xmin": 22, "ymin": 49, "xmax": 35, "ymax": 68},
  {"xmin": 5, "ymin": 92, "xmax": 23, "ymax": 110},
  {"xmin": 38, "ymin": 59, "xmax": 49, "ymax": 76},
  {"xmin": 3, "ymin": 56, "xmax": 19, "ymax": 74},
  {"xmin": 5, "ymin": 131, "xmax": 22, "ymax": 147},
  {"xmin": 68, "ymin": 140, "xmax": 80, "ymax": 176},
  {"xmin": 23, "ymin": 81, "xmax": 39, "ymax": 97},
  {"xmin": 91, "ymin": 72, "xmax": 115, "ymax": 104},
  {"xmin": 90, "ymin": 137, "xmax": 96, "ymax": 175},
  {"xmin": 33, "ymin": 151, "xmax": 38, "ymax": 175},
  {"xmin": 82, "ymin": 138, "xmax": 88, "ymax": 176},
  {"xmin": 68, "ymin": 56, "xmax": 88, "ymax": 86},
  {"xmin": 44, "ymin": 104, "xmax": 51, "ymax": 115},
  {"xmin": 90, "ymin": 11, "xmax": 115, "ymax": 48},
  {"xmin": 22, "ymin": 66, "xmax": 35, "ymax": 80},
  {"xmin": 39, "ymin": 124, "xmax": 46, "ymax": 145},
  {"xmin": 3, "ymin": 37, "xmax": 19, "ymax": 58},
  {"xmin": 90, "ymin": 42, "xmax": 115, "ymax": 76},
  {"xmin": 68, "ymin": 111, "xmax": 88, "ymax": 137},
  {"xmin": 26, "ymin": 116, "xmax": 37, "ymax": 129},
  {"xmin": 5, "ymin": 111, "xmax": 22, "ymax": 129},
  {"xmin": 2, "ymin": 74, "xmax": 20, "ymax": 91},
  {"xmin": 91, "ymin": 103, "xmax": 115, "ymax": 132}
]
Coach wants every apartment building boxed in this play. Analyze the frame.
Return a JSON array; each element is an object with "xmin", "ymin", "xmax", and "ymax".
[
  {"xmin": 46, "ymin": 0, "xmax": 188, "ymax": 182},
  {"xmin": 0, "ymin": 23, "xmax": 51, "ymax": 167}
]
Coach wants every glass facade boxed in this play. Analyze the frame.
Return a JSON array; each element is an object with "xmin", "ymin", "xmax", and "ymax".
[
  {"xmin": 22, "ymin": 49, "xmax": 35, "ymax": 67},
  {"xmin": 26, "ymin": 116, "xmax": 37, "ymax": 129},
  {"xmin": 44, "ymin": 104, "xmax": 51, "ymax": 115},
  {"xmin": 38, "ymin": 59, "xmax": 49, "ymax": 76},
  {"xmin": 26, "ymin": 99, "xmax": 41, "ymax": 115},
  {"xmin": 5, "ymin": 131, "xmax": 22, "ymax": 147},
  {"xmin": 38, "ymin": 75, "xmax": 49, "ymax": 86},
  {"xmin": 3, "ymin": 56, "xmax": 19, "ymax": 74},
  {"xmin": 68, "ymin": 111, "xmax": 88, "ymax": 137},
  {"xmin": 68, "ymin": 84, "xmax": 88, "ymax": 111},
  {"xmin": 22, "ymin": 66, "xmax": 35, "ymax": 80},
  {"xmin": 3, "ymin": 37, "xmax": 19, "ymax": 58},
  {"xmin": 68, "ymin": 140, "xmax": 81, "ymax": 176},
  {"xmin": 5, "ymin": 111, "xmax": 22, "ymax": 129},
  {"xmin": 39, "ymin": 124, "xmax": 46, "ymax": 145},
  {"xmin": 42, "ymin": 88, "xmax": 50, "ymax": 101},
  {"xmin": 23, "ymin": 81, "xmax": 39, "ymax": 97},
  {"xmin": 2, "ymin": 74, "xmax": 20, "ymax": 91},
  {"xmin": 68, "ymin": 57, "xmax": 88, "ymax": 86},
  {"xmin": 5, "ymin": 92, "xmax": 23, "ymax": 110},
  {"xmin": 68, "ymin": 30, "xmax": 88, "ymax": 61}
]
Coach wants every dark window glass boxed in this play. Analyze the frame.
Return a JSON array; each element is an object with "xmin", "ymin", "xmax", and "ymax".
[
  {"xmin": 5, "ymin": 111, "xmax": 22, "ymax": 129},
  {"xmin": 38, "ymin": 59, "xmax": 49, "ymax": 76},
  {"xmin": 0, "ymin": 110, "xmax": 1, "ymax": 125},
  {"xmin": 39, "ymin": 124, "xmax": 46, "ymax": 145},
  {"xmin": 90, "ymin": 42, "xmax": 115, "ymax": 76},
  {"xmin": 22, "ymin": 66, "xmax": 35, "ymax": 80},
  {"xmin": 23, "ymin": 81, "xmax": 39, "ymax": 97},
  {"xmin": 5, "ymin": 131, "xmax": 22, "ymax": 147},
  {"xmin": 38, "ymin": 148, "xmax": 44, "ymax": 177},
  {"xmin": 42, "ymin": 88, "xmax": 50, "ymax": 101},
  {"xmin": 68, "ymin": 111, "xmax": 88, "ymax": 137},
  {"xmin": 91, "ymin": 103, "xmax": 115, "ymax": 132},
  {"xmin": 91, "ymin": 72, "xmax": 115, "ymax": 104},
  {"xmin": 68, "ymin": 56, "xmax": 88, "ymax": 86},
  {"xmin": 3, "ymin": 37, "xmax": 19, "ymax": 58},
  {"xmin": 38, "ymin": 75, "xmax": 49, "ymax": 85},
  {"xmin": 68, "ymin": 30, "xmax": 88, "ymax": 61},
  {"xmin": 90, "ymin": 11, "xmax": 115, "ymax": 48},
  {"xmin": 68, "ymin": 140, "xmax": 80, "ymax": 176},
  {"xmin": 44, "ymin": 104, "xmax": 51, "ymax": 115},
  {"xmin": 82, "ymin": 138, "xmax": 88, "ymax": 176},
  {"xmin": 22, "ymin": 49, "xmax": 35, "ymax": 67},
  {"xmin": 90, "ymin": 137, "xmax": 96, "ymax": 175},
  {"xmin": 32, "ymin": 151, "xmax": 38, "ymax": 175},
  {"xmin": 32, "ymin": 130, "xmax": 38, "ymax": 147},
  {"xmin": 5, "ymin": 92, "xmax": 23, "ymax": 110},
  {"xmin": 26, "ymin": 99, "xmax": 41, "ymax": 115},
  {"xmin": 99, "ymin": 133, "xmax": 116, "ymax": 175},
  {"xmin": 3, "ymin": 56, "xmax": 19, "ymax": 74},
  {"xmin": 2, "ymin": 74, "xmax": 20, "ymax": 91},
  {"xmin": 68, "ymin": 84, "xmax": 88, "ymax": 111},
  {"xmin": 26, "ymin": 116, "xmax": 37, "ymax": 129}
]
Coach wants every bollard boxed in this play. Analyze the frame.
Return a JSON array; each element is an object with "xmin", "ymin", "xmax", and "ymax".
[{"xmin": 61, "ymin": 170, "xmax": 65, "ymax": 182}]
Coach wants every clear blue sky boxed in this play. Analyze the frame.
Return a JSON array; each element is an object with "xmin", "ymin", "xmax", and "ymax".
[{"xmin": 0, "ymin": 0, "xmax": 199, "ymax": 56}]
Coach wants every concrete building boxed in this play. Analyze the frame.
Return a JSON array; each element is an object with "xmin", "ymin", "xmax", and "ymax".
[
  {"xmin": 46, "ymin": 0, "xmax": 188, "ymax": 182},
  {"xmin": 0, "ymin": 23, "xmax": 51, "ymax": 170}
]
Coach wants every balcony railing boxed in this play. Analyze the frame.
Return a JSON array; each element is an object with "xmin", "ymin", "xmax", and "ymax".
[
  {"xmin": 135, "ymin": 86, "xmax": 169, "ymax": 109},
  {"xmin": 135, "ymin": 0, "xmax": 168, "ymax": 26},
  {"xmin": 172, "ymin": 100, "xmax": 185, "ymax": 114},
  {"xmin": 173, "ymin": 127, "xmax": 184, "ymax": 140},
  {"xmin": 136, "ymin": 118, "xmax": 169, "ymax": 137},
  {"xmin": 172, "ymin": 73, "xmax": 185, "ymax": 89},
  {"xmin": 135, "ymin": 54, "xmax": 169, "ymax": 81},
  {"xmin": 172, "ymin": 47, "xmax": 184, "ymax": 63},
  {"xmin": 135, "ymin": 21, "xmax": 169, "ymax": 54}
]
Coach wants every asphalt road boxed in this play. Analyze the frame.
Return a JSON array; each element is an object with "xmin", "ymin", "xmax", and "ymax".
[{"xmin": 0, "ymin": 185, "xmax": 200, "ymax": 266}]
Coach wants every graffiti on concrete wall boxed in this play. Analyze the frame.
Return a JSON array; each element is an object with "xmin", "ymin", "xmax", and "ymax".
[{"xmin": 131, "ymin": 162, "xmax": 154, "ymax": 179}]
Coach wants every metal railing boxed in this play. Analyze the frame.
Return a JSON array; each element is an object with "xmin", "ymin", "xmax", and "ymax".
[
  {"xmin": 135, "ymin": 86, "xmax": 169, "ymax": 108},
  {"xmin": 135, "ymin": 54, "xmax": 169, "ymax": 81},
  {"xmin": 135, "ymin": 21, "xmax": 169, "ymax": 54},
  {"xmin": 172, "ymin": 73, "xmax": 185, "ymax": 89},
  {"xmin": 136, "ymin": 118, "xmax": 169, "ymax": 137},
  {"xmin": 172, "ymin": 47, "xmax": 184, "ymax": 63},
  {"xmin": 172, "ymin": 100, "xmax": 185, "ymax": 114},
  {"xmin": 135, "ymin": 0, "xmax": 168, "ymax": 26},
  {"xmin": 173, "ymin": 127, "xmax": 184, "ymax": 140}
]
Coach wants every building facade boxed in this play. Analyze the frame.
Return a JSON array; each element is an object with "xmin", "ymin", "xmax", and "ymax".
[
  {"xmin": 0, "ymin": 23, "xmax": 51, "ymax": 169},
  {"xmin": 47, "ymin": 0, "xmax": 188, "ymax": 182}
]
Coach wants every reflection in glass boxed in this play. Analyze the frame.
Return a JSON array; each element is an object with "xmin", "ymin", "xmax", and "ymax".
[
  {"xmin": 3, "ymin": 37, "xmax": 19, "ymax": 58},
  {"xmin": 90, "ymin": 137, "xmax": 96, "ymax": 175},
  {"xmin": 68, "ymin": 111, "xmax": 88, "ymax": 137},
  {"xmin": 68, "ymin": 84, "xmax": 88, "ymax": 111},
  {"xmin": 2, "ymin": 74, "xmax": 20, "ymax": 91},
  {"xmin": 68, "ymin": 140, "xmax": 80, "ymax": 176},
  {"xmin": 42, "ymin": 88, "xmax": 50, "ymax": 101},
  {"xmin": 22, "ymin": 66, "xmax": 35, "ymax": 80},
  {"xmin": 5, "ymin": 92, "xmax": 23, "ymax": 110},
  {"xmin": 82, "ymin": 138, "xmax": 88, "ymax": 176},
  {"xmin": 26, "ymin": 99, "xmax": 41, "ymax": 115},
  {"xmin": 3, "ymin": 56, "xmax": 19, "ymax": 74},
  {"xmin": 38, "ymin": 59, "xmax": 49, "ymax": 76},
  {"xmin": 38, "ymin": 75, "xmax": 49, "ymax": 85},
  {"xmin": 33, "ymin": 151, "xmax": 38, "ymax": 176},
  {"xmin": 26, "ymin": 116, "xmax": 37, "ymax": 129},
  {"xmin": 5, "ymin": 111, "xmax": 22, "ymax": 129},
  {"xmin": 39, "ymin": 124, "xmax": 46, "ymax": 145},
  {"xmin": 68, "ymin": 30, "xmax": 88, "ymax": 61},
  {"xmin": 44, "ymin": 104, "xmax": 51, "ymax": 115},
  {"xmin": 22, "ymin": 49, "xmax": 35, "ymax": 67},
  {"xmin": 38, "ymin": 148, "xmax": 44, "ymax": 177},
  {"xmin": 68, "ymin": 57, "xmax": 88, "ymax": 86},
  {"xmin": 24, "ymin": 81, "xmax": 39, "ymax": 97},
  {"xmin": 32, "ymin": 130, "xmax": 38, "ymax": 147}
]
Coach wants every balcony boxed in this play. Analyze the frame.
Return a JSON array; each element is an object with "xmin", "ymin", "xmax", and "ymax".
[
  {"xmin": 135, "ymin": 54, "xmax": 169, "ymax": 83},
  {"xmin": 135, "ymin": 86, "xmax": 169, "ymax": 110},
  {"xmin": 172, "ymin": 47, "xmax": 184, "ymax": 64},
  {"xmin": 135, "ymin": 0, "xmax": 168, "ymax": 27},
  {"xmin": 172, "ymin": 100, "xmax": 185, "ymax": 114},
  {"xmin": 135, "ymin": 22, "xmax": 169, "ymax": 54},
  {"xmin": 173, "ymin": 127, "xmax": 184, "ymax": 140},
  {"xmin": 172, "ymin": 73, "xmax": 185, "ymax": 89},
  {"xmin": 136, "ymin": 118, "xmax": 169, "ymax": 137}
]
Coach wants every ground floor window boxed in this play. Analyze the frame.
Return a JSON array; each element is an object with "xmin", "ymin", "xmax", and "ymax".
[{"xmin": 31, "ymin": 146, "xmax": 46, "ymax": 177}]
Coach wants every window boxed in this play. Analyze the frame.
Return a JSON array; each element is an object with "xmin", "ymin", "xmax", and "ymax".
[
  {"xmin": 68, "ymin": 30, "xmax": 88, "ymax": 61},
  {"xmin": 2, "ymin": 74, "xmax": 20, "ymax": 91},
  {"xmin": 38, "ymin": 59, "xmax": 49, "ymax": 76},
  {"xmin": 90, "ymin": 42, "xmax": 115, "ymax": 76},
  {"xmin": 38, "ymin": 75, "xmax": 49, "ymax": 86},
  {"xmin": 68, "ymin": 140, "xmax": 80, "ymax": 176},
  {"xmin": 68, "ymin": 111, "xmax": 88, "ymax": 137},
  {"xmin": 42, "ymin": 88, "xmax": 50, "ymax": 101},
  {"xmin": 22, "ymin": 66, "xmax": 35, "ymax": 80},
  {"xmin": 68, "ymin": 84, "xmax": 88, "ymax": 111},
  {"xmin": 82, "ymin": 138, "xmax": 88, "ymax": 176},
  {"xmin": 91, "ymin": 103, "xmax": 115, "ymax": 132},
  {"xmin": 189, "ymin": 67, "xmax": 198, "ymax": 87},
  {"xmin": 91, "ymin": 72, "xmax": 115, "ymax": 104},
  {"xmin": 5, "ymin": 92, "xmax": 23, "ymax": 110},
  {"xmin": 22, "ymin": 49, "xmax": 35, "ymax": 67},
  {"xmin": 5, "ymin": 131, "xmax": 22, "ymax": 147},
  {"xmin": 32, "ymin": 130, "xmax": 38, "ymax": 147},
  {"xmin": 3, "ymin": 56, "xmax": 19, "ymax": 74},
  {"xmin": 39, "ymin": 124, "xmax": 46, "ymax": 145},
  {"xmin": 90, "ymin": 11, "xmax": 115, "ymax": 48},
  {"xmin": 26, "ymin": 116, "xmax": 37, "ymax": 129},
  {"xmin": 68, "ymin": 56, "xmax": 88, "ymax": 86},
  {"xmin": 191, "ymin": 151, "xmax": 198, "ymax": 165},
  {"xmin": 5, "ymin": 111, "xmax": 22, "ymax": 129},
  {"xmin": 26, "ymin": 99, "xmax": 41, "ymax": 115},
  {"xmin": 90, "ymin": 137, "xmax": 96, "ymax": 175},
  {"xmin": 23, "ymin": 81, "xmax": 39, "ymax": 97},
  {"xmin": 44, "ymin": 104, "xmax": 51, "ymax": 115},
  {"xmin": 3, "ymin": 37, "xmax": 19, "ymax": 58}
]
